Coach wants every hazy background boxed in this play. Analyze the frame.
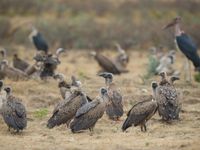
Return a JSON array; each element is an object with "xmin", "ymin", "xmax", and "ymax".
[{"xmin": 0, "ymin": 0, "xmax": 200, "ymax": 51}]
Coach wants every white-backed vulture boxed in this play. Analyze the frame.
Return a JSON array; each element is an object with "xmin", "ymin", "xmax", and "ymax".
[
  {"xmin": 114, "ymin": 43, "xmax": 129, "ymax": 72},
  {"xmin": 91, "ymin": 51, "xmax": 121, "ymax": 74},
  {"xmin": 1, "ymin": 87, "xmax": 27, "ymax": 132},
  {"xmin": 99, "ymin": 72, "xmax": 123, "ymax": 121},
  {"xmin": 122, "ymin": 82, "xmax": 158, "ymax": 132},
  {"xmin": 156, "ymin": 73, "xmax": 180, "ymax": 121},
  {"xmin": 70, "ymin": 87, "xmax": 109, "ymax": 133},
  {"xmin": 13, "ymin": 53, "xmax": 30, "ymax": 72},
  {"xmin": 47, "ymin": 87, "xmax": 88, "ymax": 129}
]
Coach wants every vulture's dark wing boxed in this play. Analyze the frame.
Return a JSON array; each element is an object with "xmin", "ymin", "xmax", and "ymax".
[
  {"xmin": 75, "ymin": 100, "xmax": 99, "ymax": 118},
  {"xmin": 95, "ymin": 54, "xmax": 121, "ymax": 74}
]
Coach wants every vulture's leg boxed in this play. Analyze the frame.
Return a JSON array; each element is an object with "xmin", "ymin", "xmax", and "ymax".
[
  {"xmin": 143, "ymin": 124, "xmax": 147, "ymax": 132},
  {"xmin": 66, "ymin": 119, "xmax": 71, "ymax": 128},
  {"xmin": 89, "ymin": 127, "xmax": 94, "ymax": 136},
  {"xmin": 140, "ymin": 125, "xmax": 143, "ymax": 132}
]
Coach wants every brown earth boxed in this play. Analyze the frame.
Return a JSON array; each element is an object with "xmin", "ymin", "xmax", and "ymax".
[{"xmin": 0, "ymin": 49, "xmax": 200, "ymax": 150}]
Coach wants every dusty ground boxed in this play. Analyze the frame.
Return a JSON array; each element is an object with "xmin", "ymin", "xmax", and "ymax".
[{"xmin": 0, "ymin": 49, "xmax": 200, "ymax": 150}]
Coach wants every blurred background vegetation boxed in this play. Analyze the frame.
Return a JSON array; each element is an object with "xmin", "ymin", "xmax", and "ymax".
[{"xmin": 0, "ymin": 0, "xmax": 200, "ymax": 50}]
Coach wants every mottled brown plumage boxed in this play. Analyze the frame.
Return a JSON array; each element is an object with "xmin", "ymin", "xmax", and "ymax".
[
  {"xmin": 156, "ymin": 76, "xmax": 180, "ymax": 121},
  {"xmin": 159, "ymin": 71, "xmax": 170, "ymax": 86},
  {"xmin": 70, "ymin": 88, "xmax": 109, "ymax": 133},
  {"xmin": 122, "ymin": 82, "xmax": 158, "ymax": 132},
  {"xmin": 1, "ymin": 87, "xmax": 27, "ymax": 132},
  {"xmin": 47, "ymin": 87, "xmax": 88, "ymax": 129},
  {"xmin": 13, "ymin": 54, "xmax": 30, "ymax": 72},
  {"xmin": 99, "ymin": 72, "xmax": 123, "ymax": 121}
]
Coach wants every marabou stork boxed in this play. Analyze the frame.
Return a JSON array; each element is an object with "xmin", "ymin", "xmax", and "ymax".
[
  {"xmin": 29, "ymin": 26, "xmax": 49, "ymax": 54},
  {"xmin": 163, "ymin": 16, "xmax": 200, "ymax": 81}
]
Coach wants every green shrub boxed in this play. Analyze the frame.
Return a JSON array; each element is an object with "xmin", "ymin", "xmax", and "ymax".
[{"xmin": 194, "ymin": 73, "xmax": 200, "ymax": 83}]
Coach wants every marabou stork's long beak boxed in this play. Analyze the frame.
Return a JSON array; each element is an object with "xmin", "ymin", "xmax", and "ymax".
[{"xmin": 162, "ymin": 16, "xmax": 182, "ymax": 30}]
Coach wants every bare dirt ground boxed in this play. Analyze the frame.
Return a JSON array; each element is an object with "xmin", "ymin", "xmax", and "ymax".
[{"xmin": 0, "ymin": 49, "xmax": 200, "ymax": 150}]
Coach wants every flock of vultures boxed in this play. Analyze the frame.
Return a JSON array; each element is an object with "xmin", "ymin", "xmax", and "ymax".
[{"xmin": 0, "ymin": 16, "xmax": 199, "ymax": 134}]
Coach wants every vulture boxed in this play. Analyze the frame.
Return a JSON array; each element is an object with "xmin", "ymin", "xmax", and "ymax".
[
  {"xmin": 0, "ymin": 49, "xmax": 7, "ymax": 79},
  {"xmin": 70, "ymin": 87, "xmax": 110, "ymax": 133},
  {"xmin": 99, "ymin": 72, "xmax": 123, "ymax": 121},
  {"xmin": 114, "ymin": 43, "xmax": 129, "ymax": 70},
  {"xmin": 156, "ymin": 50, "xmax": 177, "ymax": 75},
  {"xmin": 0, "ymin": 60, "xmax": 28, "ymax": 80},
  {"xmin": 47, "ymin": 87, "xmax": 88, "ymax": 129},
  {"xmin": 91, "ymin": 51, "xmax": 121, "ymax": 74},
  {"xmin": 39, "ymin": 54, "xmax": 60, "ymax": 79},
  {"xmin": 156, "ymin": 72, "xmax": 180, "ymax": 121},
  {"xmin": 1, "ymin": 87, "xmax": 27, "ymax": 132},
  {"xmin": 13, "ymin": 53, "xmax": 30, "ymax": 72},
  {"xmin": 122, "ymin": 82, "xmax": 158, "ymax": 132},
  {"xmin": 29, "ymin": 27, "xmax": 49, "ymax": 54},
  {"xmin": 0, "ymin": 49, "xmax": 7, "ymax": 61},
  {"xmin": 39, "ymin": 48, "xmax": 65, "ymax": 79}
]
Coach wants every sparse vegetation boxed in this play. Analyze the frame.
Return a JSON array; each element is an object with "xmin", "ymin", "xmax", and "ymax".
[
  {"xmin": 140, "ymin": 56, "xmax": 159, "ymax": 84},
  {"xmin": 194, "ymin": 73, "xmax": 200, "ymax": 82},
  {"xmin": 0, "ymin": 50, "xmax": 199, "ymax": 149},
  {"xmin": 34, "ymin": 108, "xmax": 48, "ymax": 119}
]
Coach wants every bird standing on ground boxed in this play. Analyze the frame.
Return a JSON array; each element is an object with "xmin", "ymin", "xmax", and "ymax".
[
  {"xmin": 122, "ymin": 82, "xmax": 158, "ymax": 132},
  {"xmin": 47, "ymin": 86, "xmax": 88, "ymax": 129},
  {"xmin": 13, "ymin": 53, "xmax": 30, "ymax": 72},
  {"xmin": 99, "ymin": 72, "xmax": 123, "ymax": 121},
  {"xmin": 91, "ymin": 51, "xmax": 121, "ymax": 74},
  {"xmin": 29, "ymin": 26, "xmax": 49, "ymax": 54},
  {"xmin": 0, "ymin": 60, "xmax": 28, "ymax": 80},
  {"xmin": 0, "ymin": 49, "xmax": 7, "ymax": 79},
  {"xmin": 70, "ymin": 87, "xmax": 110, "ymax": 133},
  {"xmin": 163, "ymin": 16, "xmax": 200, "ymax": 81},
  {"xmin": 114, "ymin": 43, "xmax": 129, "ymax": 71},
  {"xmin": 156, "ymin": 72, "xmax": 181, "ymax": 121},
  {"xmin": 1, "ymin": 87, "xmax": 27, "ymax": 132},
  {"xmin": 156, "ymin": 50, "xmax": 178, "ymax": 76}
]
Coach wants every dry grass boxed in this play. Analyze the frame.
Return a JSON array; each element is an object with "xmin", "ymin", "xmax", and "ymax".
[{"xmin": 0, "ymin": 49, "xmax": 200, "ymax": 150}]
